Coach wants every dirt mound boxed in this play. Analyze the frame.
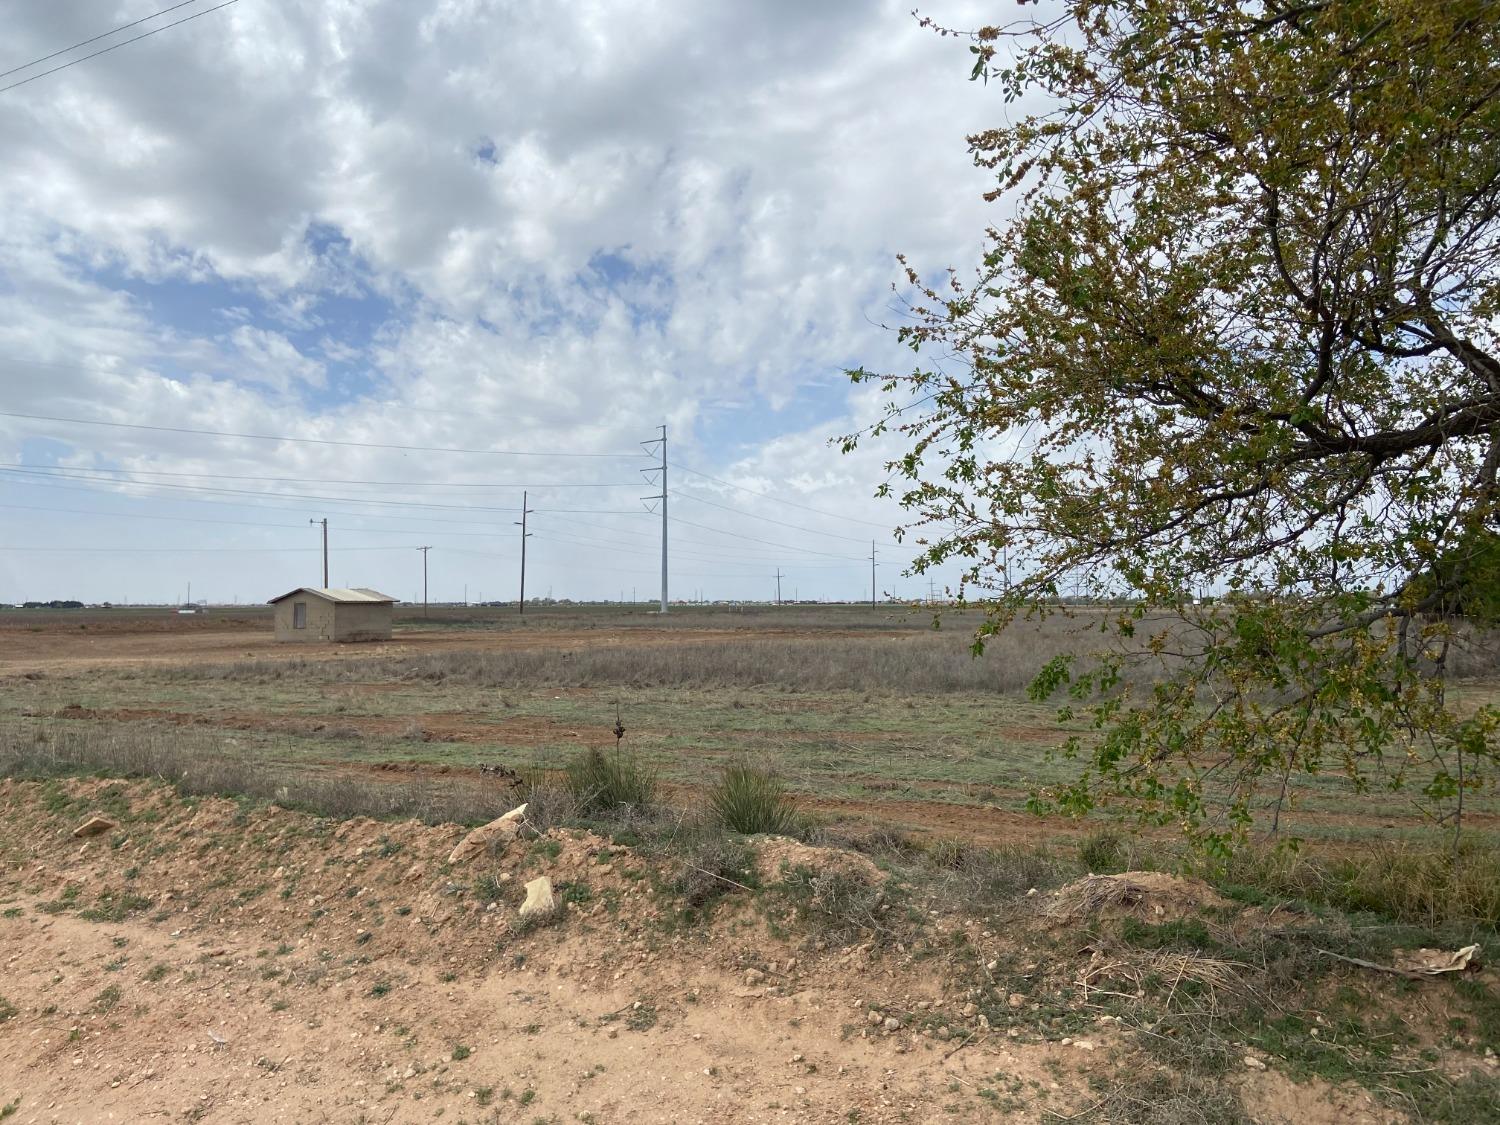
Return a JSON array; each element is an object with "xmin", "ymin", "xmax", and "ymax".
[
  {"xmin": 1045, "ymin": 870, "xmax": 1230, "ymax": 923},
  {"xmin": 0, "ymin": 780, "xmax": 1400, "ymax": 1124},
  {"xmin": 753, "ymin": 835, "xmax": 884, "ymax": 885}
]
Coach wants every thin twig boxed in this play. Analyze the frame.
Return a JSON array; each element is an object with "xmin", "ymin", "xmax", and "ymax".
[
  {"xmin": 1314, "ymin": 948, "xmax": 1424, "ymax": 979},
  {"xmin": 686, "ymin": 864, "xmax": 755, "ymax": 893},
  {"xmin": 1044, "ymin": 1084, "xmax": 1124, "ymax": 1121}
]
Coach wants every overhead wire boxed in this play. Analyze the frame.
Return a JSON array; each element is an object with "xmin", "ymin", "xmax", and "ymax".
[
  {"xmin": 671, "ymin": 460, "xmax": 899, "ymax": 530},
  {"xmin": 674, "ymin": 487, "xmax": 900, "ymax": 547},
  {"xmin": 0, "ymin": 467, "xmax": 642, "ymax": 515},
  {"xmin": 0, "ymin": 1, "xmax": 205, "ymax": 81},
  {"xmin": 0, "ymin": 410, "xmax": 640, "ymax": 458},
  {"xmin": 0, "ymin": 0, "xmax": 241, "ymax": 95},
  {"xmin": 0, "ymin": 462, "xmax": 640, "ymax": 490}
]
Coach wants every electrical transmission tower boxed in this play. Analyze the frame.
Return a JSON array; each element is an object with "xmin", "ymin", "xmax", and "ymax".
[
  {"xmin": 774, "ymin": 567, "xmax": 784, "ymax": 605},
  {"xmin": 640, "ymin": 425, "xmax": 667, "ymax": 613}
]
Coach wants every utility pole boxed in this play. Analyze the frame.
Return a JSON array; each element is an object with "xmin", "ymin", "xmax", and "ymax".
[
  {"xmin": 870, "ymin": 541, "xmax": 877, "ymax": 608},
  {"xmin": 309, "ymin": 518, "xmax": 328, "ymax": 587},
  {"xmin": 641, "ymin": 425, "xmax": 667, "ymax": 613},
  {"xmin": 416, "ymin": 546, "xmax": 431, "ymax": 618},
  {"xmin": 774, "ymin": 568, "xmax": 784, "ymax": 606},
  {"xmin": 515, "ymin": 491, "xmax": 534, "ymax": 614}
]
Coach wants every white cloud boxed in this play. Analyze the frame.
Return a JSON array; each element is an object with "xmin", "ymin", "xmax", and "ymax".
[{"xmin": 0, "ymin": 0, "xmax": 1001, "ymax": 602}]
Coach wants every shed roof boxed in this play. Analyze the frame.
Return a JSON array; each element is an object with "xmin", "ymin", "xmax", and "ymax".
[{"xmin": 267, "ymin": 587, "xmax": 396, "ymax": 605}]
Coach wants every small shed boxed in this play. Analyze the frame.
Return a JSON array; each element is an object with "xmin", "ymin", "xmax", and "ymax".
[{"xmin": 268, "ymin": 587, "xmax": 395, "ymax": 643}]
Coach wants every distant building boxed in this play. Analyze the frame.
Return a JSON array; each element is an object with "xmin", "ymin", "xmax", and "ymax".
[{"xmin": 268, "ymin": 587, "xmax": 395, "ymax": 643}]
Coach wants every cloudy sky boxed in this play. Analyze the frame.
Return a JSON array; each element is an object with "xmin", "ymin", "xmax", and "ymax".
[{"xmin": 0, "ymin": 0, "xmax": 1000, "ymax": 606}]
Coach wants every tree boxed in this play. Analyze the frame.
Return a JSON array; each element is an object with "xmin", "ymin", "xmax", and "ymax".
[{"xmin": 847, "ymin": 0, "xmax": 1500, "ymax": 851}]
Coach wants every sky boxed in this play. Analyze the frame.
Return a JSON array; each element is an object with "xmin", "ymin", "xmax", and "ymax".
[{"xmin": 0, "ymin": 0, "xmax": 1003, "ymax": 606}]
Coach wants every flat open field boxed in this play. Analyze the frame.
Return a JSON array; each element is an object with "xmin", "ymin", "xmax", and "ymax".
[
  {"xmin": 4, "ymin": 607, "xmax": 1498, "ymax": 1124},
  {"xmin": 3, "ymin": 604, "xmax": 1496, "ymax": 848}
]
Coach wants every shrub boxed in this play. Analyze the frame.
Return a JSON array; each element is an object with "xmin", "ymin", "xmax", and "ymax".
[
  {"xmin": 777, "ymin": 864, "xmax": 891, "ymax": 945},
  {"xmin": 1078, "ymin": 829, "xmax": 1126, "ymax": 873},
  {"xmin": 1209, "ymin": 839, "xmax": 1500, "ymax": 928},
  {"xmin": 564, "ymin": 748, "xmax": 657, "ymax": 817},
  {"xmin": 708, "ymin": 765, "xmax": 801, "ymax": 836},
  {"xmin": 670, "ymin": 832, "xmax": 759, "ymax": 910},
  {"xmin": 925, "ymin": 838, "xmax": 1074, "ymax": 907}
]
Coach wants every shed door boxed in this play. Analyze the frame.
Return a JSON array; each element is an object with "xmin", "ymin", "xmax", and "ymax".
[{"xmin": 293, "ymin": 602, "xmax": 307, "ymax": 629}]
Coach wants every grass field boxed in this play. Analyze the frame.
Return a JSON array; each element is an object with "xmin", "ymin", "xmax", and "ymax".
[
  {"xmin": 5, "ymin": 603, "xmax": 1500, "ymax": 1123},
  {"xmin": 3, "ymin": 603, "xmax": 1496, "ymax": 849}
]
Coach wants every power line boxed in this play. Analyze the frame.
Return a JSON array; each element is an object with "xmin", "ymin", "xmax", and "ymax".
[
  {"xmin": 0, "ymin": 1, "xmax": 205, "ymax": 82},
  {"xmin": 0, "ymin": 410, "xmax": 639, "ymax": 458},
  {"xmin": 0, "ymin": 461, "xmax": 639, "ymax": 490},
  {"xmin": 0, "ymin": 544, "xmax": 421, "ymax": 554},
  {"xmin": 667, "ymin": 516, "xmax": 865, "ymax": 561},
  {"xmin": 0, "ymin": 467, "xmax": 893, "ymax": 566},
  {"xmin": 675, "ymin": 487, "xmax": 901, "ymax": 547},
  {"xmin": 0, "ymin": 467, "xmax": 642, "ymax": 515},
  {"xmin": 671, "ymin": 461, "xmax": 899, "ymax": 530},
  {"xmin": 0, "ymin": 1, "xmax": 241, "ymax": 96}
]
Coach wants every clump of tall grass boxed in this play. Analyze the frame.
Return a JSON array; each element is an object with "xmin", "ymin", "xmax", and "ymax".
[
  {"xmin": 563, "ymin": 747, "xmax": 657, "ymax": 817},
  {"xmin": 708, "ymin": 765, "xmax": 803, "ymax": 836},
  {"xmin": 1206, "ymin": 839, "xmax": 1500, "ymax": 928}
]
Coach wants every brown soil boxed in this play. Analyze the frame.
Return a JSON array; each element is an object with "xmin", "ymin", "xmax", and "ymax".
[
  {"xmin": 0, "ymin": 622, "xmax": 907, "ymax": 677},
  {"xmin": 0, "ymin": 779, "xmax": 1401, "ymax": 1124}
]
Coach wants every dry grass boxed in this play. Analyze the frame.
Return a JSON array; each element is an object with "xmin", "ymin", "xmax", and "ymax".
[
  {"xmin": 0, "ymin": 721, "xmax": 516, "ymax": 826},
  {"xmin": 164, "ymin": 619, "xmax": 1110, "ymax": 695},
  {"xmin": 1211, "ymin": 840, "xmax": 1500, "ymax": 928}
]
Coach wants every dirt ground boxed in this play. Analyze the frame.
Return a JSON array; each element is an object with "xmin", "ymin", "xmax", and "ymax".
[
  {"xmin": 0, "ymin": 622, "xmax": 892, "ymax": 676},
  {"xmin": 0, "ymin": 778, "xmax": 1403, "ymax": 1125}
]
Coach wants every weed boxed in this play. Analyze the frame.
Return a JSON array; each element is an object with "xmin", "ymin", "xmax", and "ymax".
[
  {"xmin": 78, "ymin": 892, "xmax": 152, "ymax": 923},
  {"xmin": 0, "ymin": 996, "xmax": 16, "ymax": 1022},
  {"xmin": 670, "ymin": 832, "xmax": 758, "ymax": 912},
  {"xmin": 776, "ymin": 864, "xmax": 893, "ymax": 945},
  {"xmin": 144, "ymin": 964, "xmax": 170, "ymax": 983},
  {"xmin": 626, "ymin": 1003, "xmax": 658, "ymax": 1031},
  {"xmin": 369, "ymin": 980, "xmax": 392, "ymax": 998},
  {"xmin": 451, "ymin": 1044, "xmax": 471, "ymax": 1061},
  {"xmin": 708, "ymin": 765, "xmax": 802, "ymax": 836},
  {"xmin": 93, "ymin": 985, "xmax": 122, "ymax": 1014},
  {"xmin": 565, "ymin": 748, "xmax": 657, "ymax": 815},
  {"xmin": 1078, "ymin": 830, "xmax": 1126, "ymax": 873},
  {"xmin": 473, "ymin": 874, "xmax": 509, "ymax": 904}
]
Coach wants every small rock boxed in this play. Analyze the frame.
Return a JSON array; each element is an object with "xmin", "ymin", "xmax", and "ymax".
[
  {"xmin": 866, "ymin": 1011, "xmax": 883, "ymax": 1027},
  {"xmin": 882, "ymin": 1017, "xmax": 900, "ymax": 1032},
  {"xmin": 745, "ymin": 969, "xmax": 766, "ymax": 986},
  {"xmin": 1007, "ymin": 993, "xmax": 1025, "ymax": 1009},
  {"xmin": 72, "ymin": 815, "xmax": 116, "ymax": 839},
  {"xmin": 1244, "ymin": 1056, "xmax": 1267, "ymax": 1071},
  {"xmin": 448, "ymin": 804, "xmax": 529, "ymax": 866},
  {"xmin": 518, "ymin": 876, "xmax": 555, "ymax": 919}
]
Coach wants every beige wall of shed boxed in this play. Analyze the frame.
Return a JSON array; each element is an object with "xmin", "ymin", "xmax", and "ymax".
[
  {"xmin": 332, "ymin": 602, "xmax": 392, "ymax": 642},
  {"xmin": 273, "ymin": 596, "xmax": 335, "ymax": 642}
]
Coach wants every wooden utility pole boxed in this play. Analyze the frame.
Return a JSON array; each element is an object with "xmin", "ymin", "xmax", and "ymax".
[
  {"xmin": 516, "ymin": 491, "xmax": 534, "ymax": 614},
  {"xmin": 309, "ymin": 518, "xmax": 328, "ymax": 586},
  {"xmin": 774, "ymin": 568, "xmax": 784, "ymax": 605},
  {"xmin": 416, "ymin": 546, "xmax": 431, "ymax": 617},
  {"xmin": 870, "ymin": 541, "xmax": 877, "ymax": 609}
]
